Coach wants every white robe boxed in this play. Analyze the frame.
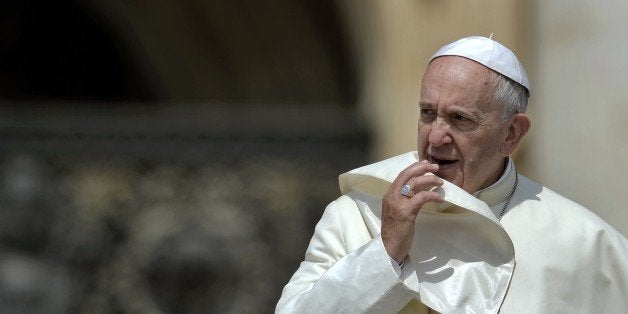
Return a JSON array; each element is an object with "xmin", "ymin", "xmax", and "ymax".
[{"xmin": 276, "ymin": 152, "xmax": 628, "ymax": 313}]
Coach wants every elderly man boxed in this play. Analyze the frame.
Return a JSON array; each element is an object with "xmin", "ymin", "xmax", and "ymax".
[{"xmin": 276, "ymin": 36, "xmax": 627, "ymax": 313}]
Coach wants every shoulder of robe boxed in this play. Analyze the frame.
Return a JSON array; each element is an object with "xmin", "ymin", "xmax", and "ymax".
[
  {"xmin": 324, "ymin": 195, "xmax": 361, "ymax": 218},
  {"xmin": 315, "ymin": 195, "xmax": 360, "ymax": 231},
  {"xmin": 515, "ymin": 175, "xmax": 626, "ymax": 247},
  {"xmin": 317, "ymin": 195, "xmax": 377, "ymax": 252},
  {"xmin": 304, "ymin": 196, "xmax": 362, "ymax": 260}
]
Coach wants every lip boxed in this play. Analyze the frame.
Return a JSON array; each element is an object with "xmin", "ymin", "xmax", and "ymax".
[{"xmin": 427, "ymin": 154, "xmax": 459, "ymax": 169}]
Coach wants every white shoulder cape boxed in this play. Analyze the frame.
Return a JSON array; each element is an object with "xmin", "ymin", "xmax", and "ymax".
[
  {"xmin": 340, "ymin": 151, "xmax": 514, "ymax": 313},
  {"xmin": 278, "ymin": 152, "xmax": 628, "ymax": 313}
]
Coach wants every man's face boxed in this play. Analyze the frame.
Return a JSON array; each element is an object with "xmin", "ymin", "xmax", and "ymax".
[{"xmin": 418, "ymin": 56, "xmax": 510, "ymax": 193}]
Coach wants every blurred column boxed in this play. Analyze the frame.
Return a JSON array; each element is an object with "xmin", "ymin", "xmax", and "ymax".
[{"xmin": 528, "ymin": 0, "xmax": 628, "ymax": 234}]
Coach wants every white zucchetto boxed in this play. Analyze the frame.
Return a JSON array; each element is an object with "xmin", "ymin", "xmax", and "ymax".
[{"xmin": 430, "ymin": 36, "xmax": 530, "ymax": 92}]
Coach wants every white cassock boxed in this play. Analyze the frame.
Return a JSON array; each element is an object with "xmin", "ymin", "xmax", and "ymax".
[{"xmin": 276, "ymin": 152, "xmax": 628, "ymax": 313}]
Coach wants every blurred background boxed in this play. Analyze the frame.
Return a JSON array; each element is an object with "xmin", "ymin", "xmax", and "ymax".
[{"xmin": 0, "ymin": 1, "xmax": 626, "ymax": 313}]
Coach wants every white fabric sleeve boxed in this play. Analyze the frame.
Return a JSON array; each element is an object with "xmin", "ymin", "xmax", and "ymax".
[
  {"xmin": 389, "ymin": 256, "xmax": 402, "ymax": 277},
  {"xmin": 276, "ymin": 198, "xmax": 416, "ymax": 313},
  {"xmin": 388, "ymin": 256, "xmax": 408, "ymax": 277}
]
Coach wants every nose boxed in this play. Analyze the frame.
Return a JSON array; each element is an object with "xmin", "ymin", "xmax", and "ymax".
[{"xmin": 428, "ymin": 119, "xmax": 453, "ymax": 147}]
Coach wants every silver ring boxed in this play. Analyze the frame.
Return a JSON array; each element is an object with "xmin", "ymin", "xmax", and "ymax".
[{"xmin": 401, "ymin": 184, "xmax": 413, "ymax": 197}]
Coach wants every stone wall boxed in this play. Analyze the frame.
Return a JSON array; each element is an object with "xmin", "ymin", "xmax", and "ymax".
[{"xmin": 0, "ymin": 104, "xmax": 369, "ymax": 313}]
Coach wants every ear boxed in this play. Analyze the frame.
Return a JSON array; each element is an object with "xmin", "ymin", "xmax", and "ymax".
[{"xmin": 500, "ymin": 113, "xmax": 531, "ymax": 156}]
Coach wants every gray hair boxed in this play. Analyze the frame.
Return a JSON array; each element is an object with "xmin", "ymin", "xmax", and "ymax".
[{"xmin": 492, "ymin": 71, "xmax": 529, "ymax": 121}]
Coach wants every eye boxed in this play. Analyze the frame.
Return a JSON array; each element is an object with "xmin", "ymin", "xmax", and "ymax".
[
  {"xmin": 420, "ymin": 108, "xmax": 436, "ymax": 121},
  {"xmin": 452, "ymin": 113, "xmax": 471, "ymax": 122},
  {"xmin": 449, "ymin": 112, "xmax": 478, "ymax": 131}
]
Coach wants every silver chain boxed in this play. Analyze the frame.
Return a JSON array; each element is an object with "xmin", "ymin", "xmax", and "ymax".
[{"xmin": 497, "ymin": 172, "xmax": 518, "ymax": 220}]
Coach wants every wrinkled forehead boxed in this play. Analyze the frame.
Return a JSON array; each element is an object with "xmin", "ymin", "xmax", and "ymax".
[
  {"xmin": 420, "ymin": 56, "xmax": 499, "ymax": 110},
  {"xmin": 422, "ymin": 56, "xmax": 496, "ymax": 91}
]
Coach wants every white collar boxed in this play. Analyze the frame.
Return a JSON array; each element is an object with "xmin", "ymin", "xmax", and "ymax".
[{"xmin": 473, "ymin": 158, "xmax": 518, "ymax": 215}]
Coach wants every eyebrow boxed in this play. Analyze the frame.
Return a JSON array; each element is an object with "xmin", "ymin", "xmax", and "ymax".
[
  {"xmin": 420, "ymin": 103, "xmax": 486, "ymax": 123},
  {"xmin": 419, "ymin": 102, "xmax": 478, "ymax": 115}
]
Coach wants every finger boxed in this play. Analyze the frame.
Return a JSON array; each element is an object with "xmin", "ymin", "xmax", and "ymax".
[
  {"xmin": 407, "ymin": 191, "xmax": 444, "ymax": 215},
  {"xmin": 404, "ymin": 174, "xmax": 443, "ymax": 195},
  {"xmin": 392, "ymin": 161, "xmax": 439, "ymax": 190},
  {"xmin": 400, "ymin": 183, "xmax": 415, "ymax": 197}
]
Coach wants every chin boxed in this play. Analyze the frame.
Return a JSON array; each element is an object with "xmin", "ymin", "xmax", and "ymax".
[{"xmin": 434, "ymin": 166, "xmax": 460, "ymax": 182}]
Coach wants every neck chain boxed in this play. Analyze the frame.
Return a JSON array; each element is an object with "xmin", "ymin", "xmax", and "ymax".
[{"xmin": 497, "ymin": 172, "xmax": 518, "ymax": 220}]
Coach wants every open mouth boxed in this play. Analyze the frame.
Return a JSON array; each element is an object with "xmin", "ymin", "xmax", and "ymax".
[{"xmin": 429, "ymin": 155, "xmax": 458, "ymax": 166}]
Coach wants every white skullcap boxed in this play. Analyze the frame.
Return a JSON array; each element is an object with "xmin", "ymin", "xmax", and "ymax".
[{"xmin": 429, "ymin": 36, "xmax": 530, "ymax": 92}]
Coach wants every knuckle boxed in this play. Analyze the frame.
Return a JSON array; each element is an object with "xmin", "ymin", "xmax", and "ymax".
[
  {"xmin": 401, "ymin": 163, "xmax": 419, "ymax": 175},
  {"xmin": 413, "ymin": 191, "xmax": 438, "ymax": 204}
]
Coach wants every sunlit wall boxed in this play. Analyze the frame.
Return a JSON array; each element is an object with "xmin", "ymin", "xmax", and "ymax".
[{"xmin": 527, "ymin": 0, "xmax": 628, "ymax": 234}]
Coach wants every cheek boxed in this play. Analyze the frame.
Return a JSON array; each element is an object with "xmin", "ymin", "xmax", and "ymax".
[
  {"xmin": 417, "ymin": 125, "xmax": 429, "ymax": 152},
  {"xmin": 457, "ymin": 135, "xmax": 490, "ymax": 164},
  {"xmin": 418, "ymin": 123, "xmax": 429, "ymax": 136},
  {"xmin": 461, "ymin": 136, "xmax": 502, "ymax": 170}
]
